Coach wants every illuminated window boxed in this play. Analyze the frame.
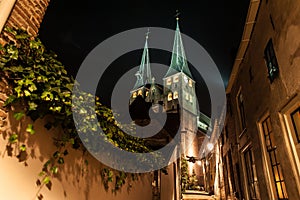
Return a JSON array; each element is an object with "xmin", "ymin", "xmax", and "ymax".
[
  {"xmin": 189, "ymin": 79, "xmax": 193, "ymax": 87},
  {"xmin": 167, "ymin": 78, "xmax": 172, "ymax": 85},
  {"xmin": 167, "ymin": 92, "xmax": 172, "ymax": 101},
  {"xmin": 173, "ymin": 91, "xmax": 178, "ymax": 99},
  {"xmin": 185, "ymin": 92, "xmax": 189, "ymax": 101},
  {"xmin": 189, "ymin": 94, "xmax": 193, "ymax": 102},
  {"xmin": 132, "ymin": 92, "xmax": 137, "ymax": 98},
  {"xmin": 138, "ymin": 90, "xmax": 143, "ymax": 96},
  {"xmin": 173, "ymin": 76, "xmax": 179, "ymax": 82},
  {"xmin": 291, "ymin": 107, "xmax": 300, "ymax": 143},
  {"xmin": 262, "ymin": 117, "xmax": 288, "ymax": 199},
  {"xmin": 264, "ymin": 39, "xmax": 279, "ymax": 82},
  {"xmin": 145, "ymin": 91, "xmax": 149, "ymax": 96}
]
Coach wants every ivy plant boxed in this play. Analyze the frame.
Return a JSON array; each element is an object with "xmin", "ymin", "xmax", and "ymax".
[{"xmin": 0, "ymin": 27, "xmax": 160, "ymax": 193}]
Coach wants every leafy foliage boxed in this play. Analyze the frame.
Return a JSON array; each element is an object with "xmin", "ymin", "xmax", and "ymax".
[
  {"xmin": 0, "ymin": 27, "xmax": 155, "ymax": 192},
  {"xmin": 180, "ymin": 155, "xmax": 189, "ymax": 193},
  {"xmin": 187, "ymin": 169, "xmax": 198, "ymax": 190}
]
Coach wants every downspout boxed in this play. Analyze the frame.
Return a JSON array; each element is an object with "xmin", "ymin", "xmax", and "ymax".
[{"xmin": 0, "ymin": 0, "xmax": 17, "ymax": 33}]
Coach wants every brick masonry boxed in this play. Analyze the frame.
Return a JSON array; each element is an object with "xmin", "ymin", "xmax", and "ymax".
[
  {"xmin": 0, "ymin": 0, "xmax": 49, "ymax": 45},
  {"xmin": 0, "ymin": 0, "xmax": 49, "ymax": 126}
]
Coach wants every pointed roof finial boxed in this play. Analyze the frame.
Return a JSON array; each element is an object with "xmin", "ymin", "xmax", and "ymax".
[
  {"xmin": 132, "ymin": 29, "xmax": 152, "ymax": 90},
  {"xmin": 146, "ymin": 28, "xmax": 150, "ymax": 39},
  {"xmin": 175, "ymin": 10, "xmax": 180, "ymax": 21},
  {"xmin": 164, "ymin": 13, "xmax": 193, "ymax": 79}
]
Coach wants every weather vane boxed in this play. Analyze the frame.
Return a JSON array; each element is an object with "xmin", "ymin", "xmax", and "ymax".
[{"xmin": 174, "ymin": 10, "xmax": 180, "ymax": 20}]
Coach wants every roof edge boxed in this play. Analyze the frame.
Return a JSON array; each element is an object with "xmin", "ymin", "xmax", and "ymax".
[{"xmin": 226, "ymin": 0, "xmax": 261, "ymax": 94}]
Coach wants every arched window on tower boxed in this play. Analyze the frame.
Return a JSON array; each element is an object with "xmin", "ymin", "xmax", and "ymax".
[
  {"xmin": 168, "ymin": 92, "xmax": 173, "ymax": 101},
  {"xmin": 138, "ymin": 90, "xmax": 143, "ymax": 96},
  {"xmin": 132, "ymin": 92, "xmax": 137, "ymax": 98},
  {"xmin": 185, "ymin": 92, "xmax": 189, "ymax": 101},
  {"xmin": 173, "ymin": 76, "xmax": 179, "ymax": 83},
  {"xmin": 173, "ymin": 91, "xmax": 178, "ymax": 99},
  {"xmin": 167, "ymin": 78, "xmax": 172, "ymax": 85},
  {"xmin": 189, "ymin": 79, "xmax": 193, "ymax": 87}
]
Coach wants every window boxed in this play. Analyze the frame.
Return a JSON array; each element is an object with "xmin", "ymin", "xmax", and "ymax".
[
  {"xmin": 189, "ymin": 94, "xmax": 193, "ymax": 103},
  {"xmin": 167, "ymin": 78, "xmax": 172, "ymax": 85},
  {"xmin": 145, "ymin": 91, "xmax": 149, "ymax": 96},
  {"xmin": 167, "ymin": 92, "xmax": 172, "ymax": 101},
  {"xmin": 262, "ymin": 117, "xmax": 288, "ymax": 199},
  {"xmin": 264, "ymin": 39, "xmax": 279, "ymax": 82},
  {"xmin": 173, "ymin": 76, "xmax": 179, "ymax": 82},
  {"xmin": 185, "ymin": 92, "xmax": 189, "ymax": 101},
  {"xmin": 138, "ymin": 90, "xmax": 143, "ymax": 96},
  {"xmin": 243, "ymin": 148, "xmax": 260, "ymax": 199},
  {"xmin": 291, "ymin": 107, "xmax": 300, "ymax": 143},
  {"xmin": 237, "ymin": 90, "xmax": 246, "ymax": 132},
  {"xmin": 132, "ymin": 92, "xmax": 137, "ymax": 98},
  {"xmin": 188, "ymin": 79, "xmax": 193, "ymax": 87},
  {"xmin": 173, "ymin": 91, "xmax": 178, "ymax": 99}
]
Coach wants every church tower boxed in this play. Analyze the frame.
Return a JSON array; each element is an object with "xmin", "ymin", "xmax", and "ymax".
[
  {"xmin": 163, "ymin": 18, "xmax": 198, "ymax": 154},
  {"xmin": 130, "ymin": 32, "xmax": 153, "ymax": 104}
]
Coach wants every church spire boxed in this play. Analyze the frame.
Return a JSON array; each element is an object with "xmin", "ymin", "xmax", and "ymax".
[
  {"xmin": 133, "ymin": 29, "xmax": 152, "ymax": 90},
  {"xmin": 165, "ymin": 17, "xmax": 192, "ymax": 78}
]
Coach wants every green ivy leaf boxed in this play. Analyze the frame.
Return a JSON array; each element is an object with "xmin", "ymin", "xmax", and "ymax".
[
  {"xmin": 53, "ymin": 151, "xmax": 60, "ymax": 159},
  {"xmin": 13, "ymin": 112, "xmax": 24, "ymax": 120},
  {"xmin": 57, "ymin": 157, "xmax": 64, "ymax": 164},
  {"xmin": 28, "ymin": 83, "xmax": 37, "ymax": 92},
  {"xmin": 3, "ymin": 95, "xmax": 16, "ymax": 106},
  {"xmin": 50, "ymin": 166, "xmax": 58, "ymax": 174},
  {"xmin": 26, "ymin": 124, "xmax": 35, "ymax": 135},
  {"xmin": 28, "ymin": 101, "xmax": 38, "ymax": 111},
  {"xmin": 20, "ymin": 144, "xmax": 26, "ymax": 151},
  {"xmin": 41, "ymin": 91, "xmax": 53, "ymax": 101},
  {"xmin": 9, "ymin": 133, "xmax": 18, "ymax": 143},
  {"xmin": 24, "ymin": 90, "xmax": 31, "ymax": 96},
  {"xmin": 43, "ymin": 176, "xmax": 50, "ymax": 184},
  {"xmin": 38, "ymin": 171, "xmax": 45, "ymax": 177}
]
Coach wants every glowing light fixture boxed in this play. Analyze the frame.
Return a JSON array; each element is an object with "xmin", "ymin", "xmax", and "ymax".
[{"xmin": 207, "ymin": 143, "xmax": 214, "ymax": 151}]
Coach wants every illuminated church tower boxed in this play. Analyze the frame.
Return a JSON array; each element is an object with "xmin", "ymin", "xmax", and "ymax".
[
  {"xmin": 129, "ymin": 32, "xmax": 154, "ymax": 104},
  {"xmin": 130, "ymin": 18, "xmax": 198, "ymax": 154}
]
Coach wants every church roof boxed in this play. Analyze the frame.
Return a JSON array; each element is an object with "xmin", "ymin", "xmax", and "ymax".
[
  {"xmin": 165, "ymin": 19, "xmax": 193, "ymax": 79},
  {"xmin": 133, "ymin": 33, "xmax": 152, "ymax": 90}
]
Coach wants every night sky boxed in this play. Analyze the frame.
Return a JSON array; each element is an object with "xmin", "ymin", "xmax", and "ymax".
[{"xmin": 39, "ymin": 0, "xmax": 250, "ymax": 116}]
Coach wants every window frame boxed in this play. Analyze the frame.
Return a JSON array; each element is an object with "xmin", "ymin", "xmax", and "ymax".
[
  {"xmin": 264, "ymin": 39, "xmax": 279, "ymax": 82},
  {"xmin": 167, "ymin": 92, "xmax": 173, "ymax": 101},
  {"xmin": 279, "ymin": 95, "xmax": 300, "ymax": 193},
  {"xmin": 291, "ymin": 107, "xmax": 300, "ymax": 143},
  {"xmin": 241, "ymin": 144, "xmax": 261, "ymax": 200},
  {"xmin": 173, "ymin": 91, "xmax": 178, "ymax": 99},
  {"xmin": 166, "ymin": 78, "xmax": 172, "ymax": 85},
  {"xmin": 258, "ymin": 114, "xmax": 289, "ymax": 200}
]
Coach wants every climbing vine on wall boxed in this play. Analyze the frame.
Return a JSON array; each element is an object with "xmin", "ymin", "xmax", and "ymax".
[
  {"xmin": 180, "ymin": 154, "xmax": 189, "ymax": 193},
  {"xmin": 0, "ymin": 27, "xmax": 158, "ymax": 193}
]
